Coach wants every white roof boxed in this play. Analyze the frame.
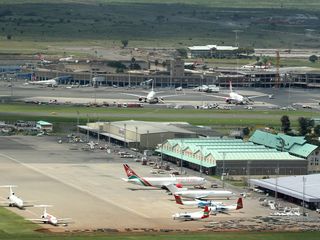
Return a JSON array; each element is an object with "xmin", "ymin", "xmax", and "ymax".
[
  {"xmin": 111, "ymin": 120, "xmax": 195, "ymax": 135},
  {"xmin": 249, "ymin": 174, "xmax": 320, "ymax": 202},
  {"xmin": 188, "ymin": 45, "xmax": 238, "ymax": 51},
  {"xmin": 188, "ymin": 46, "xmax": 212, "ymax": 51}
]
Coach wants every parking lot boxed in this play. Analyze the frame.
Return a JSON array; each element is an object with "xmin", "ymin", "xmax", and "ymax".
[{"xmin": 0, "ymin": 136, "xmax": 276, "ymax": 232}]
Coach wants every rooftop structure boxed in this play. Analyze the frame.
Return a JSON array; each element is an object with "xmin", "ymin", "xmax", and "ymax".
[
  {"xmin": 156, "ymin": 138, "xmax": 306, "ymax": 175},
  {"xmin": 250, "ymin": 174, "xmax": 320, "ymax": 208},
  {"xmin": 249, "ymin": 130, "xmax": 319, "ymax": 172}
]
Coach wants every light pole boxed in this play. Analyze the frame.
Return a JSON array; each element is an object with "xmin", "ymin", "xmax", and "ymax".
[
  {"xmin": 247, "ymin": 160, "xmax": 251, "ymax": 188},
  {"xmin": 180, "ymin": 139, "xmax": 184, "ymax": 175},
  {"xmin": 146, "ymin": 130, "xmax": 149, "ymax": 150},
  {"xmin": 135, "ymin": 126, "xmax": 138, "ymax": 150},
  {"xmin": 200, "ymin": 145, "xmax": 203, "ymax": 177},
  {"xmin": 76, "ymin": 111, "xmax": 79, "ymax": 135},
  {"xmin": 124, "ymin": 123, "xmax": 127, "ymax": 148},
  {"xmin": 222, "ymin": 152, "xmax": 226, "ymax": 188},
  {"xmin": 160, "ymin": 133, "xmax": 164, "ymax": 167},
  {"xmin": 302, "ymin": 176, "xmax": 306, "ymax": 216},
  {"xmin": 108, "ymin": 121, "xmax": 111, "ymax": 145},
  {"xmin": 86, "ymin": 114, "xmax": 89, "ymax": 142}
]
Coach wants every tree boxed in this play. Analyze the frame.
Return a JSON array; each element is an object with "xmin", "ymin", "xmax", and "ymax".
[
  {"xmin": 309, "ymin": 55, "xmax": 318, "ymax": 63},
  {"xmin": 242, "ymin": 127, "xmax": 250, "ymax": 136},
  {"xmin": 298, "ymin": 117, "xmax": 314, "ymax": 135},
  {"xmin": 121, "ymin": 40, "xmax": 128, "ymax": 48},
  {"xmin": 314, "ymin": 125, "xmax": 320, "ymax": 137},
  {"xmin": 176, "ymin": 48, "xmax": 187, "ymax": 58},
  {"xmin": 280, "ymin": 115, "xmax": 291, "ymax": 133}
]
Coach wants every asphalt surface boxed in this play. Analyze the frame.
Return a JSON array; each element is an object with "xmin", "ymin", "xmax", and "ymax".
[
  {"xmin": 1, "ymin": 81, "xmax": 320, "ymax": 110},
  {"xmin": 0, "ymin": 136, "xmax": 271, "ymax": 232}
]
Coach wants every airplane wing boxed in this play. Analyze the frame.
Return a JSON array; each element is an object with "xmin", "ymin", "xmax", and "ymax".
[
  {"xmin": 121, "ymin": 93, "xmax": 144, "ymax": 98},
  {"xmin": 205, "ymin": 94, "xmax": 227, "ymax": 99},
  {"xmin": 247, "ymin": 94, "xmax": 269, "ymax": 99},
  {"xmin": 57, "ymin": 218, "xmax": 73, "ymax": 223},
  {"xmin": 159, "ymin": 92, "xmax": 185, "ymax": 98},
  {"xmin": 27, "ymin": 218, "xmax": 49, "ymax": 222}
]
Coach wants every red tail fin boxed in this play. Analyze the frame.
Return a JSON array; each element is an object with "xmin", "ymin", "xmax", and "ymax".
[
  {"xmin": 123, "ymin": 164, "xmax": 139, "ymax": 178},
  {"xmin": 202, "ymin": 206, "xmax": 210, "ymax": 219},
  {"xmin": 236, "ymin": 198, "xmax": 243, "ymax": 210},
  {"xmin": 174, "ymin": 195, "xmax": 183, "ymax": 205}
]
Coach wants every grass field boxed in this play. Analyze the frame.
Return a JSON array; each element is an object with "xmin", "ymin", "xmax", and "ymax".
[
  {"xmin": 1, "ymin": 207, "xmax": 320, "ymax": 240},
  {"xmin": 0, "ymin": 103, "xmax": 318, "ymax": 129},
  {"xmin": 0, "ymin": 0, "xmax": 319, "ymax": 54}
]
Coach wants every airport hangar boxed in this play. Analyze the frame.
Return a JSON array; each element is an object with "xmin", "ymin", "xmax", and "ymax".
[
  {"xmin": 78, "ymin": 120, "xmax": 212, "ymax": 149},
  {"xmin": 249, "ymin": 174, "xmax": 320, "ymax": 209},
  {"xmin": 155, "ymin": 138, "xmax": 307, "ymax": 176}
]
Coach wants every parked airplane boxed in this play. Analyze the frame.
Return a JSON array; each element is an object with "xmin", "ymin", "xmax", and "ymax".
[
  {"xmin": 27, "ymin": 205, "xmax": 72, "ymax": 226},
  {"xmin": 122, "ymin": 80, "xmax": 184, "ymax": 104},
  {"xmin": 172, "ymin": 206, "xmax": 210, "ymax": 221},
  {"xmin": 194, "ymin": 85, "xmax": 220, "ymax": 93},
  {"xmin": 122, "ymin": 164, "xmax": 206, "ymax": 188},
  {"xmin": 37, "ymin": 54, "xmax": 52, "ymax": 64},
  {"xmin": 209, "ymin": 81, "xmax": 267, "ymax": 105},
  {"xmin": 174, "ymin": 195, "xmax": 243, "ymax": 214},
  {"xmin": 0, "ymin": 185, "xmax": 33, "ymax": 209},
  {"xmin": 59, "ymin": 55, "xmax": 78, "ymax": 63},
  {"xmin": 167, "ymin": 184, "xmax": 234, "ymax": 199},
  {"xmin": 26, "ymin": 78, "xmax": 58, "ymax": 87}
]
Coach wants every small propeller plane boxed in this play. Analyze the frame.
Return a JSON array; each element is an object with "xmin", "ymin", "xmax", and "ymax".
[
  {"xmin": 27, "ymin": 205, "xmax": 72, "ymax": 226},
  {"xmin": 172, "ymin": 206, "xmax": 210, "ymax": 221}
]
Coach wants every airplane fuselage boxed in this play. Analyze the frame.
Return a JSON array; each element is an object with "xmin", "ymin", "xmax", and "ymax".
[
  {"xmin": 42, "ymin": 213, "xmax": 58, "ymax": 225},
  {"xmin": 9, "ymin": 195, "xmax": 24, "ymax": 209},
  {"xmin": 174, "ymin": 189, "xmax": 234, "ymax": 199},
  {"xmin": 125, "ymin": 176, "xmax": 206, "ymax": 188}
]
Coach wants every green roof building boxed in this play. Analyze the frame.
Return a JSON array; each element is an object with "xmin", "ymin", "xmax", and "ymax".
[
  {"xmin": 156, "ymin": 137, "xmax": 307, "ymax": 176},
  {"xmin": 249, "ymin": 130, "xmax": 319, "ymax": 173}
]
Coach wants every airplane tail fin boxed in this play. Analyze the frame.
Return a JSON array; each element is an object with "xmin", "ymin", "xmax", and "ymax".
[
  {"xmin": 174, "ymin": 195, "xmax": 184, "ymax": 205},
  {"xmin": 0, "ymin": 185, "xmax": 17, "ymax": 195},
  {"xmin": 236, "ymin": 198, "xmax": 243, "ymax": 210},
  {"xmin": 34, "ymin": 205, "xmax": 52, "ymax": 215},
  {"xmin": 202, "ymin": 206, "xmax": 210, "ymax": 219},
  {"xmin": 167, "ymin": 184, "xmax": 179, "ymax": 194},
  {"xmin": 229, "ymin": 81, "xmax": 233, "ymax": 92},
  {"xmin": 123, "ymin": 164, "xmax": 139, "ymax": 178}
]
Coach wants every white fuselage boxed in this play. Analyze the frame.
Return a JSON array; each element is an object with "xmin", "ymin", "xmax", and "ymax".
[
  {"xmin": 228, "ymin": 92, "xmax": 245, "ymax": 104},
  {"xmin": 28, "ymin": 79, "xmax": 57, "ymax": 87},
  {"xmin": 146, "ymin": 90, "xmax": 157, "ymax": 103},
  {"xmin": 9, "ymin": 195, "xmax": 24, "ymax": 209},
  {"xmin": 174, "ymin": 189, "xmax": 234, "ymax": 199},
  {"xmin": 172, "ymin": 211, "xmax": 206, "ymax": 221},
  {"xmin": 209, "ymin": 204, "xmax": 238, "ymax": 214},
  {"xmin": 42, "ymin": 213, "xmax": 58, "ymax": 225},
  {"xmin": 125, "ymin": 176, "xmax": 206, "ymax": 188}
]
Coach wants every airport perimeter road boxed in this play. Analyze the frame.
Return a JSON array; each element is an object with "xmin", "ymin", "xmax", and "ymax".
[{"xmin": 0, "ymin": 136, "xmax": 271, "ymax": 232}]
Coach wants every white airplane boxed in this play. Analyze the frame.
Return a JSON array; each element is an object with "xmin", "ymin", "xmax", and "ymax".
[
  {"xmin": 122, "ymin": 80, "xmax": 184, "ymax": 104},
  {"xmin": 26, "ymin": 78, "xmax": 58, "ymax": 87},
  {"xmin": 209, "ymin": 81, "xmax": 267, "ymax": 105},
  {"xmin": 174, "ymin": 195, "xmax": 243, "ymax": 214},
  {"xmin": 27, "ymin": 205, "xmax": 72, "ymax": 226},
  {"xmin": 122, "ymin": 164, "xmax": 206, "ymax": 188},
  {"xmin": 37, "ymin": 54, "xmax": 52, "ymax": 64},
  {"xmin": 0, "ymin": 185, "xmax": 33, "ymax": 209},
  {"xmin": 194, "ymin": 85, "xmax": 220, "ymax": 93},
  {"xmin": 167, "ymin": 184, "xmax": 234, "ymax": 200},
  {"xmin": 59, "ymin": 55, "xmax": 78, "ymax": 63},
  {"xmin": 172, "ymin": 205, "xmax": 210, "ymax": 221}
]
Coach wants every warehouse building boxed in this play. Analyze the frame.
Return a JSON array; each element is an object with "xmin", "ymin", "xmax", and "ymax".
[
  {"xmin": 249, "ymin": 130, "xmax": 320, "ymax": 173},
  {"xmin": 249, "ymin": 174, "xmax": 320, "ymax": 209},
  {"xmin": 156, "ymin": 138, "xmax": 307, "ymax": 176},
  {"xmin": 187, "ymin": 45, "xmax": 238, "ymax": 58},
  {"xmin": 78, "ymin": 120, "xmax": 198, "ymax": 149}
]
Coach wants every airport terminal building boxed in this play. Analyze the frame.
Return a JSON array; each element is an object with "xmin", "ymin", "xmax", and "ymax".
[{"xmin": 156, "ymin": 138, "xmax": 307, "ymax": 176}]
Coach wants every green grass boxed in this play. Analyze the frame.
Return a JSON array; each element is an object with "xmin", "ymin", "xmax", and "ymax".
[
  {"xmin": 1, "ymin": 102, "xmax": 318, "ymax": 128},
  {"xmin": 0, "ymin": 0, "xmax": 319, "ymax": 53}
]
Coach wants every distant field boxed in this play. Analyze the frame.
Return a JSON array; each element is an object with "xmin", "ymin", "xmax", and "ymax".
[
  {"xmin": 0, "ymin": 0, "xmax": 319, "ymax": 53},
  {"xmin": 0, "ymin": 103, "xmax": 318, "ymax": 129},
  {"xmin": 1, "ymin": 206, "xmax": 320, "ymax": 239}
]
